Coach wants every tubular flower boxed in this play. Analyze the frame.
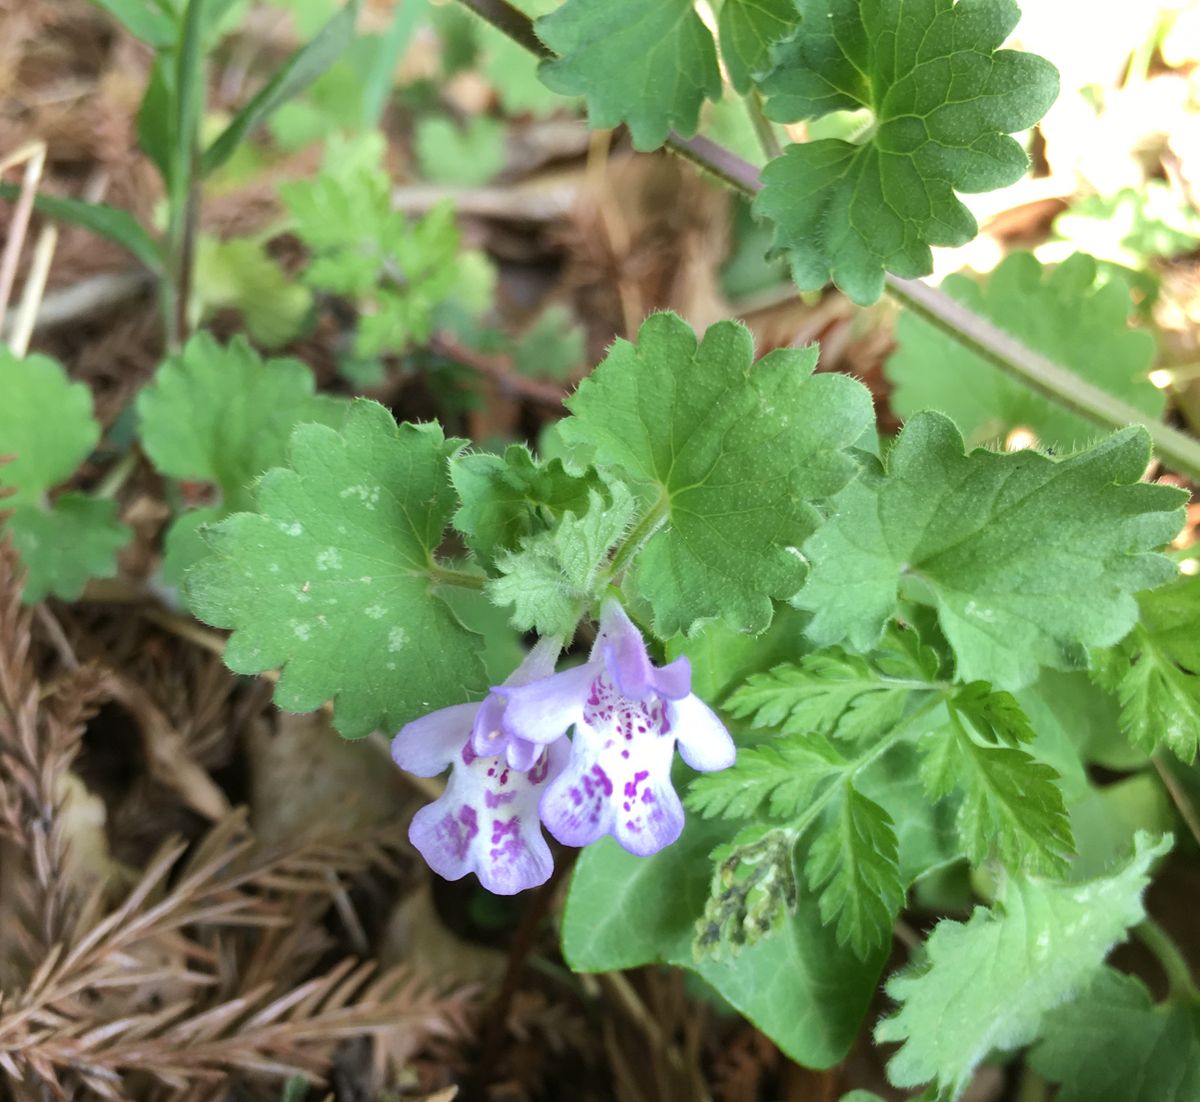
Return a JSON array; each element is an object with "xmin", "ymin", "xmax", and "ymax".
[
  {"xmin": 499, "ymin": 600, "xmax": 735, "ymax": 856},
  {"xmin": 391, "ymin": 637, "xmax": 567, "ymax": 895}
]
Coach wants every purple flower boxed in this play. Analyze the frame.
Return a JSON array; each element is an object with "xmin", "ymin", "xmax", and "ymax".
[
  {"xmin": 391, "ymin": 638, "xmax": 567, "ymax": 895},
  {"xmin": 499, "ymin": 600, "xmax": 735, "ymax": 856}
]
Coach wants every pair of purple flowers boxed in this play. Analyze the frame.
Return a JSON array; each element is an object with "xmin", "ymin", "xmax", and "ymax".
[{"xmin": 391, "ymin": 600, "xmax": 736, "ymax": 894}]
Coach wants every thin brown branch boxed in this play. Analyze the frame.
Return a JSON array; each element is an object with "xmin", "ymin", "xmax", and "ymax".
[
  {"xmin": 457, "ymin": 0, "xmax": 550, "ymax": 57},
  {"xmin": 429, "ymin": 333, "xmax": 568, "ymax": 408}
]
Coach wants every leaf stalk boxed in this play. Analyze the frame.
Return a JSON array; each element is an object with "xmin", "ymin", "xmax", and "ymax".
[
  {"xmin": 1133, "ymin": 917, "xmax": 1200, "ymax": 1004},
  {"xmin": 428, "ymin": 564, "xmax": 487, "ymax": 590},
  {"xmin": 603, "ymin": 494, "xmax": 669, "ymax": 585}
]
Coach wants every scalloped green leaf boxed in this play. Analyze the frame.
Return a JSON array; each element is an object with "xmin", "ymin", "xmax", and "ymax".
[
  {"xmin": 138, "ymin": 333, "xmax": 346, "ymax": 511},
  {"xmin": 0, "ymin": 348, "xmax": 100, "ymax": 507},
  {"xmin": 877, "ymin": 833, "xmax": 1171, "ymax": 1098},
  {"xmin": 718, "ymin": 0, "xmax": 798, "ymax": 93},
  {"xmin": 796, "ymin": 412, "xmax": 1186, "ymax": 690},
  {"xmin": 0, "ymin": 347, "xmax": 130, "ymax": 601},
  {"xmin": 560, "ymin": 311, "xmax": 874, "ymax": 637},
  {"xmin": 756, "ymin": 0, "xmax": 1059, "ymax": 303},
  {"xmin": 185, "ymin": 400, "xmax": 486, "ymax": 738},
  {"xmin": 7, "ymin": 496, "xmax": 130, "ymax": 602},
  {"xmin": 535, "ymin": 0, "xmax": 722, "ymax": 150}
]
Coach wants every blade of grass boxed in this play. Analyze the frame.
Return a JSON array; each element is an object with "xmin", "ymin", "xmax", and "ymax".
[
  {"xmin": 0, "ymin": 186, "xmax": 163, "ymax": 273},
  {"xmin": 361, "ymin": 0, "xmax": 428, "ymax": 126},
  {"xmin": 201, "ymin": 0, "xmax": 362, "ymax": 175},
  {"xmin": 163, "ymin": 0, "xmax": 207, "ymax": 350}
]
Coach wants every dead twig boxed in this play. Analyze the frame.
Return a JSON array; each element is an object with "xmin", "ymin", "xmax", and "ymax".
[
  {"xmin": 429, "ymin": 333, "xmax": 568, "ymax": 408},
  {"xmin": 0, "ymin": 141, "xmax": 46, "ymax": 337}
]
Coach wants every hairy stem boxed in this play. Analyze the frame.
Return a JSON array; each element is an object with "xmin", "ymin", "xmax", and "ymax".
[
  {"xmin": 458, "ymin": 0, "xmax": 550, "ymax": 57},
  {"xmin": 883, "ymin": 276, "xmax": 1200, "ymax": 480},
  {"xmin": 451, "ymin": 0, "xmax": 1200, "ymax": 483},
  {"xmin": 604, "ymin": 495, "xmax": 669, "ymax": 585}
]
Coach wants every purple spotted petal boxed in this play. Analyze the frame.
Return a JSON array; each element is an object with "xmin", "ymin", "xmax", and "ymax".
[
  {"xmin": 538, "ymin": 669, "xmax": 684, "ymax": 855},
  {"xmin": 612, "ymin": 761, "xmax": 684, "ymax": 856},
  {"xmin": 392, "ymin": 701, "xmax": 482, "ymax": 777},
  {"xmin": 408, "ymin": 737, "xmax": 569, "ymax": 895},
  {"xmin": 537, "ymin": 728, "xmax": 617, "ymax": 847},
  {"xmin": 497, "ymin": 660, "xmax": 597, "ymax": 744},
  {"xmin": 539, "ymin": 721, "xmax": 682, "ymax": 854},
  {"xmin": 470, "ymin": 636, "xmax": 564, "ymax": 767}
]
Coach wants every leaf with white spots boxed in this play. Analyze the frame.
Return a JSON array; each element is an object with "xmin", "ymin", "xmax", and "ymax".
[{"xmin": 185, "ymin": 399, "xmax": 487, "ymax": 738}]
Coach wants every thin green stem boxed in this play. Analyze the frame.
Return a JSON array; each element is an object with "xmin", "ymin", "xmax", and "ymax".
[
  {"xmin": 1134, "ymin": 917, "xmax": 1200, "ymax": 1004},
  {"xmin": 883, "ymin": 276, "xmax": 1200, "ymax": 482},
  {"xmin": 1152, "ymin": 750, "xmax": 1200, "ymax": 848},
  {"xmin": 95, "ymin": 449, "xmax": 140, "ymax": 500},
  {"xmin": 748, "ymin": 91, "xmax": 784, "ymax": 161},
  {"xmin": 450, "ymin": 0, "xmax": 1200, "ymax": 483},
  {"xmin": 428, "ymin": 564, "xmax": 486, "ymax": 590},
  {"xmin": 604, "ymin": 495, "xmax": 669, "ymax": 585}
]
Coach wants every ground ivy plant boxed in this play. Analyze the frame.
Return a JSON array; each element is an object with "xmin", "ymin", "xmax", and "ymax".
[{"xmin": 2, "ymin": 1, "xmax": 1198, "ymax": 1099}]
